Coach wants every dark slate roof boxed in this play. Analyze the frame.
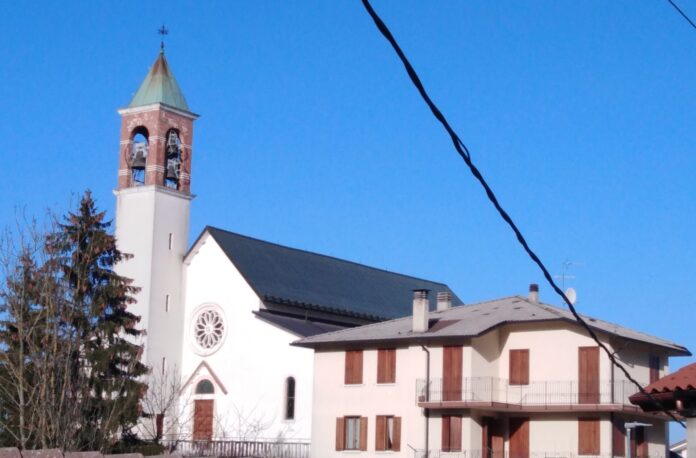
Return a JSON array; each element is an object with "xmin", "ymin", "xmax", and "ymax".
[
  {"xmin": 204, "ymin": 226, "xmax": 462, "ymax": 320},
  {"xmin": 295, "ymin": 295, "xmax": 690, "ymax": 356},
  {"xmin": 253, "ymin": 310, "xmax": 347, "ymax": 337}
]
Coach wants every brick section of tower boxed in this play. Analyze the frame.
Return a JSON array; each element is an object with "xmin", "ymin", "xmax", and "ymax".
[{"xmin": 117, "ymin": 105, "xmax": 195, "ymax": 193}]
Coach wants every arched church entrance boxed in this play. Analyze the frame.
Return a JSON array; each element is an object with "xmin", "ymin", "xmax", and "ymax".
[{"xmin": 193, "ymin": 379, "xmax": 214, "ymax": 440}]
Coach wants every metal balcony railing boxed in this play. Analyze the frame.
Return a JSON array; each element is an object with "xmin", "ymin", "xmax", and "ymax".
[
  {"xmin": 415, "ymin": 377, "xmax": 644, "ymax": 407},
  {"xmin": 409, "ymin": 450, "xmax": 662, "ymax": 458}
]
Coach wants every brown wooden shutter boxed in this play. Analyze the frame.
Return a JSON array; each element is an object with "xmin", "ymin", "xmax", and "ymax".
[
  {"xmin": 443, "ymin": 346, "xmax": 463, "ymax": 401},
  {"xmin": 649, "ymin": 355, "xmax": 660, "ymax": 384},
  {"xmin": 509, "ymin": 349, "xmax": 529, "ymax": 385},
  {"xmin": 359, "ymin": 417, "xmax": 368, "ymax": 451},
  {"xmin": 579, "ymin": 346, "xmax": 600, "ymax": 404},
  {"xmin": 345, "ymin": 350, "xmax": 363, "ymax": 384},
  {"xmin": 578, "ymin": 418, "xmax": 600, "ymax": 455},
  {"xmin": 491, "ymin": 418, "xmax": 505, "ymax": 458},
  {"xmin": 335, "ymin": 417, "xmax": 345, "ymax": 451},
  {"xmin": 450, "ymin": 415, "xmax": 462, "ymax": 452},
  {"xmin": 612, "ymin": 416, "xmax": 626, "ymax": 457},
  {"xmin": 375, "ymin": 415, "xmax": 386, "ymax": 451},
  {"xmin": 482, "ymin": 417, "xmax": 491, "ymax": 455},
  {"xmin": 509, "ymin": 417, "xmax": 530, "ymax": 458},
  {"xmin": 442, "ymin": 416, "xmax": 451, "ymax": 452},
  {"xmin": 393, "ymin": 417, "xmax": 401, "ymax": 451},
  {"xmin": 377, "ymin": 349, "xmax": 396, "ymax": 383}
]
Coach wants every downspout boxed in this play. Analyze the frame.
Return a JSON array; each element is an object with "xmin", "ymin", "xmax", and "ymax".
[{"xmin": 421, "ymin": 344, "xmax": 430, "ymax": 458}]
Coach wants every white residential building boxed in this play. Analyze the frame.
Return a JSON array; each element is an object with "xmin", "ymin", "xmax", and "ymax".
[{"xmin": 296, "ymin": 287, "xmax": 690, "ymax": 458}]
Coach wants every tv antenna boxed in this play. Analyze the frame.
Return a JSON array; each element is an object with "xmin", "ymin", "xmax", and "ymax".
[{"xmin": 554, "ymin": 259, "xmax": 582, "ymax": 305}]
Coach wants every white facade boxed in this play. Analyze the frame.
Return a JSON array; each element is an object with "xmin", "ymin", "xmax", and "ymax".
[
  {"xmin": 177, "ymin": 232, "xmax": 314, "ymax": 439},
  {"xmin": 309, "ymin": 318, "xmax": 674, "ymax": 457}
]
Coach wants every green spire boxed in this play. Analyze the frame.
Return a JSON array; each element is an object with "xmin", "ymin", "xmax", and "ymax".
[{"xmin": 128, "ymin": 51, "xmax": 190, "ymax": 111}]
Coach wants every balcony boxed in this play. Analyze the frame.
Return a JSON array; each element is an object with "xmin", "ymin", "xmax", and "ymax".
[
  {"xmin": 408, "ymin": 451, "xmax": 662, "ymax": 458},
  {"xmin": 416, "ymin": 377, "xmax": 648, "ymax": 413}
]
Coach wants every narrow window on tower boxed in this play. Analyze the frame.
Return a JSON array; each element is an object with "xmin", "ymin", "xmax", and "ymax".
[
  {"xmin": 165, "ymin": 294, "xmax": 170, "ymax": 313},
  {"xmin": 129, "ymin": 127, "xmax": 149, "ymax": 186},
  {"xmin": 161, "ymin": 357, "xmax": 166, "ymax": 375},
  {"xmin": 164, "ymin": 129, "xmax": 182, "ymax": 189},
  {"xmin": 168, "ymin": 233, "xmax": 173, "ymax": 250}
]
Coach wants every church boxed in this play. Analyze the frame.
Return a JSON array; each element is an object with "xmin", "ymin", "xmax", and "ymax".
[{"xmin": 112, "ymin": 49, "xmax": 461, "ymax": 442}]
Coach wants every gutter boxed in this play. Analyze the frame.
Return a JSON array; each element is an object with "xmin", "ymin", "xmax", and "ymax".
[{"xmin": 421, "ymin": 344, "xmax": 430, "ymax": 458}]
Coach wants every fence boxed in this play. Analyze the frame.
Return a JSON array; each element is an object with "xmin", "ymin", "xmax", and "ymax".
[
  {"xmin": 166, "ymin": 440, "xmax": 310, "ymax": 458},
  {"xmin": 416, "ymin": 377, "xmax": 644, "ymax": 406}
]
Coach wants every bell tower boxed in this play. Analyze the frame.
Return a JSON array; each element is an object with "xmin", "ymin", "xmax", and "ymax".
[{"xmin": 114, "ymin": 49, "xmax": 198, "ymax": 373}]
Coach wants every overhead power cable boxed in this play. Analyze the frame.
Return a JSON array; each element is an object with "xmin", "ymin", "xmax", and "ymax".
[
  {"xmin": 359, "ymin": 0, "xmax": 685, "ymax": 427},
  {"xmin": 666, "ymin": 0, "xmax": 696, "ymax": 30}
]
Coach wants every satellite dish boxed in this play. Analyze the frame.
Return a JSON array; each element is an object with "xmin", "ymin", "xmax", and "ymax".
[{"xmin": 565, "ymin": 287, "xmax": 577, "ymax": 305}]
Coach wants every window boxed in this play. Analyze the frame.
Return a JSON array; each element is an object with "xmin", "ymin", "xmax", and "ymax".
[
  {"xmin": 168, "ymin": 233, "xmax": 173, "ymax": 250},
  {"xmin": 376, "ymin": 415, "xmax": 401, "ymax": 451},
  {"xmin": 345, "ymin": 350, "xmax": 363, "ymax": 384},
  {"xmin": 442, "ymin": 415, "xmax": 462, "ymax": 452},
  {"xmin": 509, "ymin": 349, "xmax": 529, "ymax": 385},
  {"xmin": 195, "ymin": 379, "xmax": 214, "ymax": 395},
  {"xmin": 161, "ymin": 357, "xmax": 166, "ymax": 375},
  {"xmin": 165, "ymin": 294, "xmax": 170, "ymax": 312},
  {"xmin": 285, "ymin": 377, "xmax": 296, "ymax": 420},
  {"xmin": 578, "ymin": 418, "xmax": 600, "ymax": 455},
  {"xmin": 336, "ymin": 416, "xmax": 367, "ymax": 451},
  {"xmin": 649, "ymin": 355, "xmax": 660, "ymax": 384},
  {"xmin": 377, "ymin": 349, "xmax": 396, "ymax": 384}
]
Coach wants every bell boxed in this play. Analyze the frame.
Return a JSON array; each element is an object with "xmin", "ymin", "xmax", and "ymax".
[
  {"xmin": 130, "ymin": 142, "xmax": 148, "ymax": 168},
  {"xmin": 166, "ymin": 158, "xmax": 180, "ymax": 181}
]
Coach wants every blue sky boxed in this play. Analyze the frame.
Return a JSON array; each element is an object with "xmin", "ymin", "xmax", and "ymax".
[{"xmin": 1, "ymin": 0, "xmax": 695, "ymax": 438}]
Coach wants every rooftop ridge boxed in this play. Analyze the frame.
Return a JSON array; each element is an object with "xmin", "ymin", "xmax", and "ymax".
[{"xmin": 205, "ymin": 225, "xmax": 454, "ymax": 289}]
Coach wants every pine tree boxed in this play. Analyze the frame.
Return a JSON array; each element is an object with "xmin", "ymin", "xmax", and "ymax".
[
  {"xmin": 46, "ymin": 191, "xmax": 149, "ymax": 450},
  {"xmin": 0, "ymin": 192, "xmax": 148, "ymax": 451}
]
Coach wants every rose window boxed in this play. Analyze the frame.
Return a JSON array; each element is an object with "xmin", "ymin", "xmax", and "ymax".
[{"xmin": 193, "ymin": 308, "xmax": 225, "ymax": 352}]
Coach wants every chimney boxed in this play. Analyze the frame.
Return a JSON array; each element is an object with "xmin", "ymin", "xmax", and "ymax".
[
  {"xmin": 528, "ymin": 283, "xmax": 539, "ymax": 303},
  {"xmin": 412, "ymin": 289, "xmax": 430, "ymax": 333},
  {"xmin": 437, "ymin": 291, "xmax": 452, "ymax": 311}
]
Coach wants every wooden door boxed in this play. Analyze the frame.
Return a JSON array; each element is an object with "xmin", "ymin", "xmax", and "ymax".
[
  {"xmin": 509, "ymin": 417, "xmax": 529, "ymax": 458},
  {"xmin": 193, "ymin": 399, "xmax": 214, "ymax": 440},
  {"xmin": 491, "ymin": 418, "xmax": 505, "ymax": 458},
  {"xmin": 443, "ymin": 346, "xmax": 462, "ymax": 401},
  {"xmin": 579, "ymin": 346, "xmax": 600, "ymax": 404},
  {"xmin": 482, "ymin": 417, "xmax": 504, "ymax": 458},
  {"xmin": 635, "ymin": 427, "xmax": 648, "ymax": 458}
]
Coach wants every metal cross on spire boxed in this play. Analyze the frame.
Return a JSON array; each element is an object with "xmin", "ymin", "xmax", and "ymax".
[{"xmin": 158, "ymin": 25, "xmax": 169, "ymax": 52}]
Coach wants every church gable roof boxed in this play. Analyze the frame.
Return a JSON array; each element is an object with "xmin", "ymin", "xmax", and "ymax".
[
  {"xmin": 201, "ymin": 226, "xmax": 462, "ymax": 320},
  {"xmin": 128, "ymin": 52, "xmax": 190, "ymax": 111}
]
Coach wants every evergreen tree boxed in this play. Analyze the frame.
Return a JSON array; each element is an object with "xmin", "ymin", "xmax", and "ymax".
[
  {"xmin": 46, "ymin": 191, "xmax": 149, "ymax": 449},
  {"xmin": 0, "ymin": 192, "xmax": 148, "ymax": 451}
]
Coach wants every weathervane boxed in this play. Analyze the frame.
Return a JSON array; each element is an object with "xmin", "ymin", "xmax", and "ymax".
[{"xmin": 158, "ymin": 25, "xmax": 169, "ymax": 52}]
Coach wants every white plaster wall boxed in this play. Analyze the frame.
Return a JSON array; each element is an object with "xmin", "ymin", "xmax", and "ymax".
[
  {"xmin": 114, "ymin": 185, "xmax": 190, "ymax": 373},
  {"xmin": 311, "ymin": 346, "xmax": 427, "ymax": 458},
  {"xmin": 310, "ymin": 319, "xmax": 671, "ymax": 457},
  {"xmin": 181, "ymin": 234, "xmax": 313, "ymax": 439}
]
